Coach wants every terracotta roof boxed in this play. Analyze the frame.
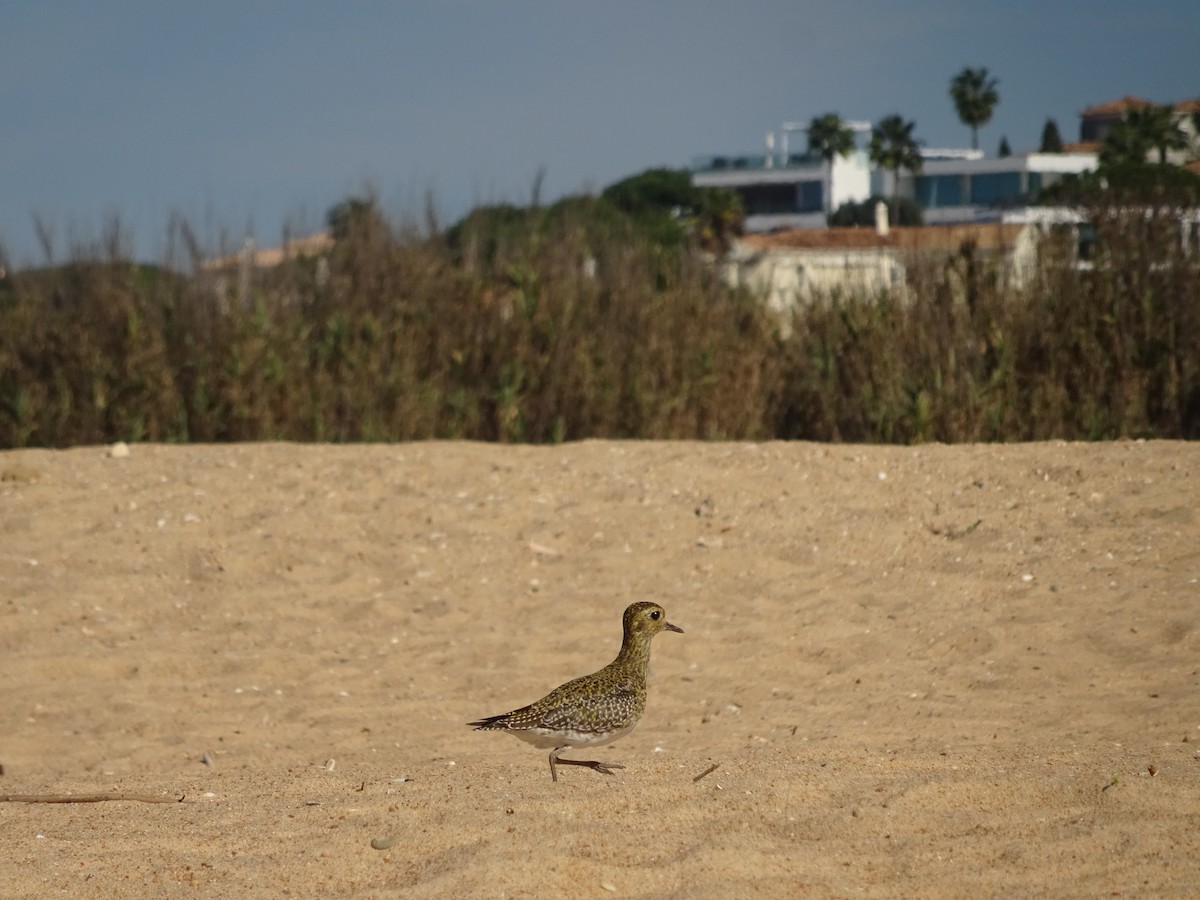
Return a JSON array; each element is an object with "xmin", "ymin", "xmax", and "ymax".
[
  {"xmin": 1062, "ymin": 140, "xmax": 1102, "ymax": 154},
  {"xmin": 1080, "ymin": 96, "xmax": 1152, "ymax": 118},
  {"xmin": 1081, "ymin": 96, "xmax": 1200, "ymax": 118},
  {"xmin": 740, "ymin": 223, "xmax": 1027, "ymax": 254}
]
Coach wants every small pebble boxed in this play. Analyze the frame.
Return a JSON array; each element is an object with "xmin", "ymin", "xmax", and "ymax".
[{"xmin": 371, "ymin": 835, "xmax": 397, "ymax": 850}]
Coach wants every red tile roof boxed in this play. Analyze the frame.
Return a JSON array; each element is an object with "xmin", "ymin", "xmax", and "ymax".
[
  {"xmin": 1080, "ymin": 96, "xmax": 1152, "ymax": 118},
  {"xmin": 741, "ymin": 223, "xmax": 1026, "ymax": 253},
  {"xmin": 1081, "ymin": 96, "xmax": 1200, "ymax": 117}
]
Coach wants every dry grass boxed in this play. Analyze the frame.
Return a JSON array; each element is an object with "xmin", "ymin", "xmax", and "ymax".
[{"xmin": 2, "ymin": 200, "xmax": 1198, "ymax": 447}]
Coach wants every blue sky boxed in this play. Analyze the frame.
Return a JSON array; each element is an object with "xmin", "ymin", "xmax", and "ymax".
[{"xmin": 3, "ymin": 1, "xmax": 1197, "ymax": 265}]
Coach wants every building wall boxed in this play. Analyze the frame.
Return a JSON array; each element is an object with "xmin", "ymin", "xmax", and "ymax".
[
  {"xmin": 830, "ymin": 151, "xmax": 872, "ymax": 211},
  {"xmin": 722, "ymin": 245, "xmax": 906, "ymax": 316},
  {"xmin": 898, "ymin": 152, "xmax": 1097, "ymax": 213},
  {"xmin": 722, "ymin": 224, "xmax": 1037, "ymax": 319},
  {"xmin": 694, "ymin": 150, "xmax": 872, "ymax": 223}
]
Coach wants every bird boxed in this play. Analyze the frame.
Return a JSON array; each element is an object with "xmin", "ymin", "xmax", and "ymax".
[{"xmin": 468, "ymin": 601, "xmax": 684, "ymax": 782}]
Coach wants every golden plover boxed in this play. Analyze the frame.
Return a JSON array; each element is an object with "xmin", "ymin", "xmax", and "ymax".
[{"xmin": 468, "ymin": 601, "xmax": 684, "ymax": 782}]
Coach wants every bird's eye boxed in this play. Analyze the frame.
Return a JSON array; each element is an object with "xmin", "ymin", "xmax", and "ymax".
[{"xmin": 650, "ymin": 610, "xmax": 661, "ymax": 620}]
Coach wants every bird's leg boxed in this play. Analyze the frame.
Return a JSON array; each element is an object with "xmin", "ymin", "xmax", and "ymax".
[
  {"xmin": 557, "ymin": 758, "xmax": 625, "ymax": 775},
  {"xmin": 552, "ymin": 748, "xmax": 628, "ymax": 782}
]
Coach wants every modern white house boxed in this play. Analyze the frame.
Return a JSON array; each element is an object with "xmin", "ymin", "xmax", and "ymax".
[
  {"xmin": 701, "ymin": 94, "xmax": 1200, "ymax": 232},
  {"xmin": 896, "ymin": 150, "xmax": 1099, "ymax": 225},
  {"xmin": 692, "ymin": 121, "xmax": 873, "ymax": 231},
  {"xmin": 691, "ymin": 151, "xmax": 872, "ymax": 231},
  {"xmin": 693, "ymin": 120, "xmax": 1099, "ymax": 231}
]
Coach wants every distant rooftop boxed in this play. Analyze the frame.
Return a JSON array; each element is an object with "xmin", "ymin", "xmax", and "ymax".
[
  {"xmin": 1080, "ymin": 95, "xmax": 1200, "ymax": 117},
  {"xmin": 1080, "ymin": 95, "xmax": 1153, "ymax": 118},
  {"xmin": 739, "ymin": 222, "xmax": 1028, "ymax": 254}
]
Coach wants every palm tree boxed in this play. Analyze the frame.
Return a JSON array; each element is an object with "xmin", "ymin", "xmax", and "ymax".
[
  {"xmin": 1128, "ymin": 103, "xmax": 1188, "ymax": 164},
  {"xmin": 690, "ymin": 187, "xmax": 745, "ymax": 254},
  {"xmin": 1100, "ymin": 118, "xmax": 1152, "ymax": 167},
  {"xmin": 868, "ymin": 114, "xmax": 923, "ymax": 225},
  {"xmin": 807, "ymin": 113, "xmax": 856, "ymax": 213},
  {"xmin": 949, "ymin": 67, "xmax": 1000, "ymax": 151}
]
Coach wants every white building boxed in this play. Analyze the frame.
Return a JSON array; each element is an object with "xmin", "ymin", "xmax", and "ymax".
[
  {"xmin": 692, "ymin": 121, "xmax": 873, "ymax": 231},
  {"xmin": 694, "ymin": 120, "xmax": 1098, "ymax": 231},
  {"xmin": 723, "ymin": 221, "xmax": 1038, "ymax": 319},
  {"xmin": 899, "ymin": 151, "xmax": 1099, "ymax": 225}
]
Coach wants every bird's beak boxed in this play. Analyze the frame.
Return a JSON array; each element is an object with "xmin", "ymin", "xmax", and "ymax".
[{"xmin": 665, "ymin": 621, "xmax": 684, "ymax": 634}]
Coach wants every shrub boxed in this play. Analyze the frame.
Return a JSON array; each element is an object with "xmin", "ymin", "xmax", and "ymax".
[{"xmin": 2, "ymin": 195, "xmax": 1197, "ymax": 447}]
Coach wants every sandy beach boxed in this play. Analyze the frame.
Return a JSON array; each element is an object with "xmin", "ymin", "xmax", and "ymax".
[{"xmin": 1, "ymin": 439, "xmax": 1197, "ymax": 897}]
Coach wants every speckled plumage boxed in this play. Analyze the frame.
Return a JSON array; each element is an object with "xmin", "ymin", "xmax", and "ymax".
[{"xmin": 468, "ymin": 601, "xmax": 684, "ymax": 782}]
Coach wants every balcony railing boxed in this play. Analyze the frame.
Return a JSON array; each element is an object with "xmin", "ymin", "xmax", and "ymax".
[{"xmin": 692, "ymin": 153, "xmax": 824, "ymax": 173}]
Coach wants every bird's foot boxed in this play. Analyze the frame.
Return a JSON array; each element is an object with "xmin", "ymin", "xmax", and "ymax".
[{"xmin": 556, "ymin": 758, "xmax": 625, "ymax": 777}]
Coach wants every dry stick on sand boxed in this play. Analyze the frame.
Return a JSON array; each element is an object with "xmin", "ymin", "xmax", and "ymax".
[
  {"xmin": 1, "ymin": 793, "xmax": 184, "ymax": 804},
  {"xmin": 692, "ymin": 763, "xmax": 720, "ymax": 783}
]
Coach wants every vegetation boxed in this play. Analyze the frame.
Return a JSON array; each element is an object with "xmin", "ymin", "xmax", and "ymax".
[
  {"xmin": 3, "ymin": 177, "xmax": 1199, "ymax": 448},
  {"xmin": 997, "ymin": 135, "xmax": 1012, "ymax": 158},
  {"xmin": 1040, "ymin": 119, "xmax": 1064, "ymax": 153},
  {"xmin": 806, "ymin": 113, "xmax": 856, "ymax": 162},
  {"xmin": 807, "ymin": 113, "xmax": 857, "ymax": 212},
  {"xmin": 868, "ymin": 114, "xmax": 923, "ymax": 224},
  {"xmin": 1133, "ymin": 104, "xmax": 1189, "ymax": 165},
  {"xmin": 1038, "ymin": 161, "xmax": 1200, "ymax": 207},
  {"xmin": 828, "ymin": 195, "xmax": 923, "ymax": 228},
  {"xmin": 1100, "ymin": 103, "xmax": 1189, "ymax": 166},
  {"xmin": 950, "ymin": 67, "xmax": 1000, "ymax": 150},
  {"xmin": 600, "ymin": 168, "xmax": 744, "ymax": 253}
]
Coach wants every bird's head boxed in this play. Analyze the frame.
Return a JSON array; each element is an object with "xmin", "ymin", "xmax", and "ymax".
[{"xmin": 623, "ymin": 601, "xmax": 684, "ymax": 639}]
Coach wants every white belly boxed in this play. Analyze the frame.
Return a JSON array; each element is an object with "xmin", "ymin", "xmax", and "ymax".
[{"xmin": 507, "ymin": 720, "xmax": 639, "ymax": 750}]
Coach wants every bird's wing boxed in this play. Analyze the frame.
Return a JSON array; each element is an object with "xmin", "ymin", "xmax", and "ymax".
[{"xmin": 538, "ymin": 685, "xmax": 638, "ymax": 731}]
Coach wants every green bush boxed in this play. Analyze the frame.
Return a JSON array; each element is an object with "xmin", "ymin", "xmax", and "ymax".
[{"xmin": 829, "ymin": 195, "xmax": 924, "ymax": 227}]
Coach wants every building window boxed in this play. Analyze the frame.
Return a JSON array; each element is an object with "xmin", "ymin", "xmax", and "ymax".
[
  {"xmin": 970, "ymin": 171, "xmax": 1024, "ymax": 206},
  {"xmin": 739, "ymin": 184, "xmax": 802, "ymax": 215},
  {"xmin": 798, "ymin": 181, "xmax": 824, "ymax": 213},
  {"xmin": 914, "ymin": 174, "xmax": 964, "ymax": 208}
]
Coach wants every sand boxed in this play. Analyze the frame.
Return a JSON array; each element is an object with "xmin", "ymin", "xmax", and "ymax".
[{"xmin": 1, "ymin": 439, "xmax": 1197, "ymax": 898}]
